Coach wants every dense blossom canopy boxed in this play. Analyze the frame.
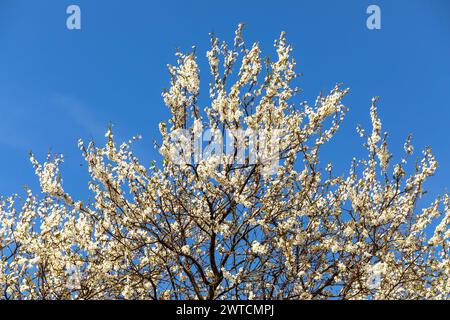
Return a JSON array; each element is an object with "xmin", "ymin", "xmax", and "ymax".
[{"xmin": 1, "ymin": 26, "xmax": 449, "ymax": 300}]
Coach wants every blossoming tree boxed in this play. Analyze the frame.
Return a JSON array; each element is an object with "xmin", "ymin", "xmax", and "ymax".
[{"xmin": 1, "ymin": 25, "xmax": 449, "ymax": 300}]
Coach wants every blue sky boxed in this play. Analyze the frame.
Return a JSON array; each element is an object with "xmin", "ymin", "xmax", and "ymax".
[{"xmin": 0, "ymin": 0, "xmax": 449, "ymax": 202}]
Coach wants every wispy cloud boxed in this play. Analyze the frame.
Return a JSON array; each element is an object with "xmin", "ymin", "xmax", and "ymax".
[
  {"xmin": 0, "ymin": 93, "xmax": 105, "ymax": 152},
  {"xmin": 50, "ymin": 94, "xmax": 104, "ymax": 139}
]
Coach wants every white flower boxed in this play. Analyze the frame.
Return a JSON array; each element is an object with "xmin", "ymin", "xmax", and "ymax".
[
  {"xmin": 251, "ymin": 241, "xmax": 267, "ymax": 255},
  {"xmin": 181, "ymin": 245, "xmax": 191, "ymax": 255}
]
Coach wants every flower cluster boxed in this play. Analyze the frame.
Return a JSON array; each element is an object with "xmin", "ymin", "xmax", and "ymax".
[{"xmin": 0, "ymin": 26, "xmax": 449, "ymax": 300}]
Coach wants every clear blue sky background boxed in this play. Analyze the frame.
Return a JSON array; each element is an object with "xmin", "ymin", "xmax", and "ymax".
[{"xmin": 0, "ymin": 0, "xmax": 449, "ymax": 203}]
